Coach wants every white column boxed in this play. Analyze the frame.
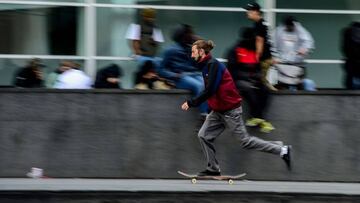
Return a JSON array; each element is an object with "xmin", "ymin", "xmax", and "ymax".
[
  {"xmin": 85, "ymin": 0, "xmax": 96, "ymax": 78},
  {"xmin": 263, "ymin": 0, "xmax": 276, "ymax": 29}
]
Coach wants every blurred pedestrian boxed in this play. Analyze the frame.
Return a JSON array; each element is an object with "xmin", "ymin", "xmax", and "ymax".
[
  {"xmin": 246, "ymin": 2, "xmax": 277, "ymax": 91},
  {"xmin": 342, "ymin": 21, "xmax": 360, "ymax": 90},
  {"xmin": 273, "ymin": 16, "xmax": 316, "ymax": 91},
  {"xmin": 126, "ymin": 8, "xmax": 164, "ymax": 68},
  {"xmin": 54, "ymin": 61, "xmax": 92, "ymax": 89},
  {"xmin": 14, "ymin": 58, "xmax": 45, "ymax": 88},
  {"xmin": 227, "ymin": 27, "xmax": 274, "ymax": 133},
  {"xmin": 134, "ymin": 60, "xmax": 172, "ymax": 90},
  {"xmin": 159, "ymin": 24, "xmax": 208, "ymax": 116},
  {"xmin": 45, "ymin": 61, "xmax": 73, "ymax": 88},
  {"xmin": 94, "ymin": 64, "xmax": 123, "ymax": 88},
  {"xmin": 181, "ymin": 39, "xmax": 292, "ymax": 176}
]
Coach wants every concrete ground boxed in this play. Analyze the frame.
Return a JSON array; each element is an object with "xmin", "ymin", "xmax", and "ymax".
[{"xmin": 0, "ymin": 179, "xmax": 360, "ymax": 196}]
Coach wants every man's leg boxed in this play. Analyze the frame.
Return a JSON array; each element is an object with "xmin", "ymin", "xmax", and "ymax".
[
  {"xmin": 223, "ymin": 106, "xmax": 281, "ymax": 154},
  {"xmin": 198, "ymin": 111, "xmax": 225, "ymax": 174}
]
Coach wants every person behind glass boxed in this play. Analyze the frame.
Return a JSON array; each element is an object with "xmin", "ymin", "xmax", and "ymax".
[
  {"xmin": 94, "ymin": 64, "xmax": 123, "ymax": 89},
  {"xmin": 54, "ymin": 61, "xmax": 92, "ymax": 89},
  {"xmin": 158, "ymin": 24, "xmax": 208, "ymax": 116},
  {"xmin": 181, "ymin": 39, "xmax": 292, "ymax": 176},
  {"xmin": 227, "ymin": 27, "xmax": 274, "ymax": 133},
  {"xmin": 125, "ymin": 8, "xmax": 164, "ymax": 68},
  {"xmin": 134, "ymin": 60, "xmax": 172, "ymax": 90},
  {"xmin": 273, "ymin": 16, "xmax": 316, "ymax": 91},
  {"xmin": 45, "ymin": 61, "xmax": 73, "ymax": 88},
  {"xmin": 14, "ymin": 58, "xmax": 45, "ymax": 88},
  {"xmin": 245, "ymin": 2, "xmax": 277, "ymax": 91},
  {"xmin": 342, "ymin": 21, "xmax": 360, "ymax": 90}
]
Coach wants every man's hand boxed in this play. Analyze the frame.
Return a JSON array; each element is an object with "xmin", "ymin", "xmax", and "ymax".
[
  {"xmin": 297, "ymin": 48, "xmax": 308, "ymax": 56},
  {"xmin": 181, "ymin": 101, "xmax": 189, "ymax": 111}
]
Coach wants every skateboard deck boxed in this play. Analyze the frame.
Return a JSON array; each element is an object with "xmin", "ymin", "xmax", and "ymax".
[{"xmin": 177, "ymin": 170, "xmax": 246, "ymax": 184}]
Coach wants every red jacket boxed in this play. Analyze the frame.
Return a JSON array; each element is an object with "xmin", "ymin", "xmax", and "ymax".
[{"xmin": 188, "ymin": 55, "xmax": 242, "ymax": 112}]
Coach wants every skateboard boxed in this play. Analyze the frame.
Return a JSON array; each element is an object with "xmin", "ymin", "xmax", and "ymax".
[{"xmin": 177, "ymin": 171, "xmax": 246, "ymax": 184}]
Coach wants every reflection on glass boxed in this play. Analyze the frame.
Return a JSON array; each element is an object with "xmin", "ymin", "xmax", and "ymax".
[{"xmin": 0, "ymin": 4, "xmax": 84, "ymax": 55}]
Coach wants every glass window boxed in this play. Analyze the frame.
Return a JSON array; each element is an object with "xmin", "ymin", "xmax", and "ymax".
[
  {"xmin": 0, "ymin": 4, "xmax": 85, "ymax": 55},
  {"xmin": 97, "ymin": 7, "xmax": 252, "ymax": 58},
  {"xmin": 306, "ymin": 63, "xmax": 344, "ymax": 88},
  {"xmin": 0, "ymin": 58, "xmax": 85, "ymax": 87},
  {"xmin": 275, "ymin": 13, "xmax": 360, "ymax": 60},
  {"xmin": 277, "ymin": 0, "xmax": 360, "ymax": 10},
  {"xmin": 96, "ymin": 0, "xmax": 250, "ymax": 7},
  {"xmin": 10, "ymin": 0, "xmax": 85, "ymax": 2}
]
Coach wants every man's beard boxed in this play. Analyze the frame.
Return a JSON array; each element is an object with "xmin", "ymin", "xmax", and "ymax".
[{"xmin": 192, "ymin": 56, "xmax": 201, "ymax": 63}]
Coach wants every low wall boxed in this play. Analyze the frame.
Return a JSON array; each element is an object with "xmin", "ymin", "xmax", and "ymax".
[{"xmin": 0, "ymin": 89, "xmax": 359, "ymax": 181}]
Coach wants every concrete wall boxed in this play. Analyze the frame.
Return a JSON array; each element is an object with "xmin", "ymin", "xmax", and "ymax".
[{"xmin": 0, "ymin": 89, "xmax": 360, "ymax": 181}]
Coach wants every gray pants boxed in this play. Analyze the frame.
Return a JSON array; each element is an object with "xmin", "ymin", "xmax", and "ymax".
[{"xmin": 198, "ymin": 106, "xmax": 282, "ymax": 172}]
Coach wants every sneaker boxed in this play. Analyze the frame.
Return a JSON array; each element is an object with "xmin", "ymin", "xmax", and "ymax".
[
  {"xmin": 197, "ymin": 169, "xmax": 221, "ymax": 176},
  {"xmin": 246, "ymin": 118, "xmax": 264, "ymax": 127},
  {"xmin": 281, "ymin": 145, "xmax": 292, "ymax": 171},
  {"xmin": 260, "ymin": 121, "xmax": 275, "ymax": 133}
]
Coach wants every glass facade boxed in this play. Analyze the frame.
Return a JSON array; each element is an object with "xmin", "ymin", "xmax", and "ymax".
[
  {"xmin": 277, "ymin": 0, "xmax": 360, "ymax": 10},
  {"xmin": 0, "ymin": 4, "xmax": 84, "ymax": 55},
  {"xmin": 0, "ymin": 0, "xmax": 359, "ymax": 88}
]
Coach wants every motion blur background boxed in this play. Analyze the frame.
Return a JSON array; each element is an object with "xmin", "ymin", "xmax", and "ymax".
[{"xmin": 0, "ymin": 0, "xmax": 359, "ymax": 88}]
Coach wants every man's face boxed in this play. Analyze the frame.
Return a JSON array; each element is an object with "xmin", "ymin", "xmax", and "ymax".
[
  {"xmin": 143, "ymin": 16, "xmax": 155, "ymax": 25},
  {"xmin": 191, "ymin": 45, "xmax": 203, "ymax": 62},
  {"xmin": 246, "ymin": 10, "xmax": 258, "ymax": 21}
]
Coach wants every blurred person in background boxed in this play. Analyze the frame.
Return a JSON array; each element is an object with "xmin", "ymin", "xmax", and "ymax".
[
  {"xmin": 227, "ymin": 27, "xmax": 274, "ymax": 133},
  {"xmin": 14, "ymin": 58, "xmax": 45, "ymax": 88},
  {"xmin": 94, "ymin": 64, "xmax": 123, "ymax": 89},
  {"xmin": 181, "ymin": 39, "xmax": 292, "ymax": 176},
  {"xmin": 126, "ymin": 8, "xmax": 164, "ymax": 69},
  {"xmin": 45, "ymin": 61, "xmax": 73, "ymax": 88},
  {"xmin": 54, "ymin": 61, "xmax": 92, "ymax": 89},
  {"xmin": 134, "ymin": 60, "xmax": 172, "ymax": 90},
  {"xmin": 342, "ymin": 21, "xmax": 360, "ymax": 90},
  {"xmin": 246, "ymin": 2, "xmax": 277, "ymax": 91},
  {"xmin": 158, "ymin": 24, "xmax": 208, "ymax": 117},
  {"xmin": 273, "ymin": 16, "xmax": 316, "ymax": 91}
]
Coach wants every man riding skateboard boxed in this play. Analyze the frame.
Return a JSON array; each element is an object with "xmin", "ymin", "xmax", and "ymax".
[{"xmin": 181, "ymin": 39, "xmax": 292, "ymax": 176}]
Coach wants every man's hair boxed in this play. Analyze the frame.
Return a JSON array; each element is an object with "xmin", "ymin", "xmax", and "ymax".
[
  {"xmin": 193, "ymin": 40, "xmax": 215, "ymax": 54},
  {"xmin": 60, "ymin": 60, "xmax": 80, "ymax": 69},
  {"xmin": 284, "ymin": 16, "xmax": 296, "ymax": 27},
  {"xmin": 141, "ymin": 8, "xmax": 156, "ymax": 18},
  {"xmin": 172, "ymin": 24, "xmax": 193, "ymax": 44}
]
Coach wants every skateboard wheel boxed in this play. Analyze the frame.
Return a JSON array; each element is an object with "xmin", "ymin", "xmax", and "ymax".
[
  {"xmin": 228, "ymin": 179, "xmax": 234, "ymax": 185},
  {"xmin": 191, "ymin": 178, "xmax": 197, "ymax": 184}
]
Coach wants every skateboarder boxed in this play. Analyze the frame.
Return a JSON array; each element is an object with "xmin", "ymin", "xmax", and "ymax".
[{"xmin": 181, "ymin": 39, "xmax": 292, "ymax": 176}]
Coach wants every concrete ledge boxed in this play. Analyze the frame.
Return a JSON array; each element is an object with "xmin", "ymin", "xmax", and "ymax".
[{"xmin": 0, "ymin": 90, "xmax": 359, "ymax": 181}]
